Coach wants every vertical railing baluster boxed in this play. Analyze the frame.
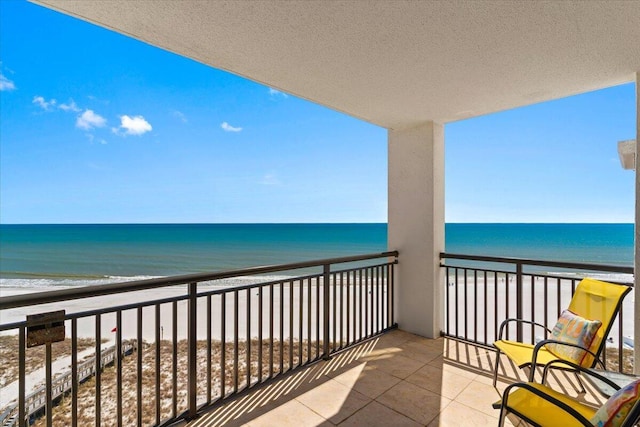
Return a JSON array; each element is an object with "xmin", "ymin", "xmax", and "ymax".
[
  {"xmin": 258, "ymin": 285, "xmax": 263, "ymax": 382},
  {"xmin": 316, "ymin": 276, "xmax": 320, "ymax": 357},
  {"xmin": 279, "ymin": 282, "xmax": 284, "ymax": 372},
  {"xmin": 137, "ymin": 307, "xmax": 143, "ymax": 426},
  {"xmin": 332, "ymin": 272, "xmax": 337, "ymax": 351},
  {"xmin": 618, "ymin": 304, "xmax": 624, "ymax": 372},
  {"xmin": 543, "ymin": 277, "xmax": 549, "ymax": 337},
  {"xmin": 444, "ymin": 266, "xmax": 449, "ymax": 336},
  {"xmin": 346, "ymin": 271, "xmax": 351, "ymax": 345},
  {"xmin": 386, "ymin": 264, "xmax": 391, "ymax": 328},
  {"xmin": 359, "ymin": 269, "xmax": 363, "ymax": 341},
  {"xmin": 493, "ymin": 271, "xmax": 498, "ymax": 341},
  {"xmin": 454, "ymin": 269, "xmax": 459, "ymax": 337},
  {"xmin": 505, "ymin": 273, "xmax": 510, "ymax": 340},
  {"xmin": 96, "ymin": 314, "xmax": 102, "ymax": 427},
  {"xmin": 473, "ymin": 270, "xmax": 478, "ymax": 342},
  {"xmin": 323, "ymin": 264, "xmax": 331, "ymax": 359},
  {"xmin": 19, "ymin": 326, "xmax": 25, "ymax": 427},
  {"xmin": 531, "ymin": 275, "xmax": 535, "ymax": 344},
  {"xmin": 289, "ymin": 280, "xmax": 294, "ymax": 370},
  {"xmin": 483, "ymin": 270, "xmax": 488, "ymax": 344},
  {"xmin": 556, "ymin": 279, "xmax": 562, "ymax": 320},
  {"xmin": 234, "ymin": 289, "xmax": 239, "ymax": 392},
  {"xmin": 72, "ymin": 319, "xmax": 78, "ymax": 427},
  {"xmin": 246, "ymin": 288, "xmax": 251, "ymax": 388},
  {"xmin": 116, "ymin": 310, "xmax": 122, "ymax": 427},
  {"xmin": 516, "ymin": 263, "xmax": 523, "ymax": 342},
  {"xmin": 307, "ymin": 278, "xmax": 312, "ymax": 363},
  {"xmin": 46, "ymin": 342, "xmax": 52, "ymax": 427},
  {"xmin": 299, "ymin": 278, "xmax": 304, "ymax": 366},
  {"xmin": 221, "ymin": 293, "xmax": 226, "ymax": 398},
  {"xmin": 369, "ymin": 267, "xmax": 374, "ymax": 336},
  {"xmin": 269, "ymin": 283, "xmax": 274, "ymax": 378},
  {"xmin": 376, "ymin": 266, "xmax": 381, "ymax": 333},
  {"xmin": 188, "ymin": 283, "xmax": 197, "ymax": 418},
  {"xmin": 464, "ymin": 268, "xmax": 468, "ymax": 340},
  {"xmin": 154, "ymin": 306, "xmax": 160, "ymax": 425},
  {"xmin": 340, "ymin": 272, "xmax": 344, "ymax": 348},
  {"xmin": 365, "ymin": 268, "xmax": 369, "ymax": 338},
  {"xmin": 207, "ymin": 294, "xmax": 212, "ymax": 403},
  {"xmin": 172, "ymin": 301, "xmax": 178, "ymax": 417},
  {"xmin": 391, "ymin": 262, "xmax": 395, "ymax": 326}
]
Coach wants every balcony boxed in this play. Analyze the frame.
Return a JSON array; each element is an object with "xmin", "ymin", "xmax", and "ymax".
[{"xmin": 0, "ymin": 252, "xmax": 634, "ymax": 426}]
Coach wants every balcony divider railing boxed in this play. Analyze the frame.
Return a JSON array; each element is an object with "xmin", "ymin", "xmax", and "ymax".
[
  {"xmin": 440, "ymin": 252, "xmax": 634, "ymax": 374},
  {"xmin": 0, "ymin": 251, "xmax": 398, "ymax": 427}
]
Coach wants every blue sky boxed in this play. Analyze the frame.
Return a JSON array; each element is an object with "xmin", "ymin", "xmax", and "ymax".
[{"xmin": 0, "ymin": 1, "xmax": 636, "ymax": 224}]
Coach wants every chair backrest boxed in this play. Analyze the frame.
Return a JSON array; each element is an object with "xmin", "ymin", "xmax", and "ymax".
[
  {"xmin": 621, "ymin": 396, "xmax": 640, "ymax": 427},
  {"xmin": 567, "ymin": 278, "xmax": 631, "ymax": 367}
]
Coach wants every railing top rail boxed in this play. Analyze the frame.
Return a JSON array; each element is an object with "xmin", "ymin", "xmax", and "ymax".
[
  {"xmin": 440, "ymin": 252, "xmax": 633, "ymax": 274},
  {"xmin": 0, "ymin": 251, "xmax": 398, "ymax": 310}
]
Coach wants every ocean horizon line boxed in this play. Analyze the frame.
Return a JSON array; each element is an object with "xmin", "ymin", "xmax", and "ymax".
[{"xmin": 0, "ymin": 221, "xmax": 634, "ymax": 226}]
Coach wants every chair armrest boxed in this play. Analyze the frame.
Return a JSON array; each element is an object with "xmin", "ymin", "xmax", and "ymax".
[
  {"xmin": 501, "ymin": 382, "xmax": 594, "ymax": 427},
  {"xmin": 541, "ymin": 359, "xmax": 620, "ymax": 391},
  {"xmin": 497, "ymin": 318, "xmax": 552, "ymax": 341},
  {"xmin": 531, "ymin": 339, "xmax": 603, "ymax": 374}
]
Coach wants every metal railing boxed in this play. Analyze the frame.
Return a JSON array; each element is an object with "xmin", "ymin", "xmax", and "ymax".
[
  {"xmin": 0, "ymin": 251, "xmax": 398, "ymax": 427},
  {"xmin": 440, "ymin": 253, "xmax": 634, "ymax": 373}
]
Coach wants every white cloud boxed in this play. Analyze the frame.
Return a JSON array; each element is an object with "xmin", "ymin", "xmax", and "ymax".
[
  {"xmin": 172, "ymin": 110, "xmax": 187, "ymax": 123},
  {"xmin": 221, "ymin": 121, "xmax": 242, "ymax": 132},
  {"xmin": 76, "ymin": 109, "xmax": 107, "ymax": 130},
  {"xmin": 260, "ymin": 173, "xmax": 281, "ymax": 185},
  {"xmin": 116, "ymin": 115, "xmax": 152, "ymax": 136},
  {"xmin": 59, "ymin": 99, "xmax": 81, "ymax": 112},
  {"xmin": 33, "ymin": 96, "xmax": 57, "ymax": 111},
  {"xmin": 269, "ymin": 88, "xmax": 288, "ymax": 98},
  {"xmin": 0, "ymin": 73, "xmax": 16, "ymax": 91}
]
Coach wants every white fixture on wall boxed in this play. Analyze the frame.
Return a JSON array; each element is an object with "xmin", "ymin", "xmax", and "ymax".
[{"xmin": 617, "ymin": 139, "xmax": 637, "ymax": 170}]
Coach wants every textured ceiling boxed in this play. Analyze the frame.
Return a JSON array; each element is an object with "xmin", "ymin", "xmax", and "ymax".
[{"xmin": 34, "ymin": 0, "xmax": 640, "ymax": 129}]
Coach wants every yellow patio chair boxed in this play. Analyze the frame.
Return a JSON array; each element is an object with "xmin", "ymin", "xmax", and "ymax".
[
  {"xmin": 497, "ymin": 360, "xmax": 640, "ymax": 427},
  {"xmin": 493, "ymin": 278, "xmax": 630, "ymax": 386}
]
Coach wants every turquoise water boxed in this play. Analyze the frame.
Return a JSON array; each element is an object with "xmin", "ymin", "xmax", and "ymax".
[{"xmin": 0, "ymin": 223, "xmax": 633, "ymax": 288}]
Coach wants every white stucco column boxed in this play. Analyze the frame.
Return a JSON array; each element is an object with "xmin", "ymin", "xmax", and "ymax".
[
  {"xmin": 635, "ymin": 72, "xmax": 639, "ymax": 375},
  {"xmin": 388, "ymin": 121, "xmax": 445, "ymax": 338}
]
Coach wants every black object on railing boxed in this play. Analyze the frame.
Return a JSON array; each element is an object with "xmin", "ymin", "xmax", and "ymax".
[
  {"xmin": 440, "ymin": 252, "xmax": 634, "ymax": 373},
  {"xmin": 0, "ymin": 251, "xmax": 398, "ymax": 427}
]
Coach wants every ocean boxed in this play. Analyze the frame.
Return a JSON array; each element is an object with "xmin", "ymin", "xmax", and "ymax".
[{"xmin": 0, "ymin": 223, "xmax": 634, "ymax": 290}]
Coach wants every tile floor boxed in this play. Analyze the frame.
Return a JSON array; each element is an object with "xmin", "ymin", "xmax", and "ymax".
[{"xmin": 181, "ymin": 329, "xmax": 609, "ymax": 427}]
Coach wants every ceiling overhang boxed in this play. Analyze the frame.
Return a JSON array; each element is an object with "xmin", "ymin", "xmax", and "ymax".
[{"xmin": 33, "ymin": 0, "xmax": 640, "ymax": 129}]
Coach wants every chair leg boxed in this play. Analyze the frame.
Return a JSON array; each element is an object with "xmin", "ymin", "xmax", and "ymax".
[
  {"xmin": 528, "ymin": 364, "xmax": 535, "ymax": 382},
  {"xmin": 497, "ymin": 404, "xmax": 507, "ymax": 427},
  {"xmin": 493, "ymin": 348, "xmax": 501, "ymax": 387}
]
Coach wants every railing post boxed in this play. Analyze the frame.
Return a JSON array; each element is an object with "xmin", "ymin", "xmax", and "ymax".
[
  {"xmin": 188, "ymin": 282, "xmax": 198, "ymax": 419},
  {"xmin": 323, "ymin": 264, "xmax": 331, "ymax": 360},
  {"xmin": 516, "ymin": 263, "xmax": 523, "ymax": 342}
]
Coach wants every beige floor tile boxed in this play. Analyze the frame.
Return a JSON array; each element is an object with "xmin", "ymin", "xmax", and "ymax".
[
  {"xmin": 338, "ymin": 401, "xmax": 422, "ymax": 427},
  {"xmin": 406, "ymin": 363, "xmax": 474, "ymax": 400},
  {"xmin": 244, "ymin": 399, "xmax": 331, "ymax": 427},
  {"xmin": 376, "ymin": 380, "xmax": 450, "ymax": 425},
  {"xmin": 454, "ymin": 380, "xmax": 504, "ymax": 417},
  {"xmin": 427, "ymin": 400, "xmax": 509, "ymax": 427},
  {"xmin": 329, "ymin": 363, "xmax": 401, "ymax": 399},
  {"xmin": 296, "ymin": 378, "xmax": 371, "ymax": 424},
  {"xmin": 441, "ymin": 361, "xmax": 480, "ymax": 380},
  {"xmin": 361, "ymin": 353, "xmax": 425, "ymax": 379},
  {"xmin": 399, "ymin": 340, "xmax": 444, "ymax": 363}
]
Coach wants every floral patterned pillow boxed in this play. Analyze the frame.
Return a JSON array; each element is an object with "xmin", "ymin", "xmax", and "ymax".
[
  {"xmin": 591, "ymin": 379, "xmax": 640, "ymax": 427},
  {"xmin": 545, "ymin": 310, "xmax": 601, "ymax": 365}
]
